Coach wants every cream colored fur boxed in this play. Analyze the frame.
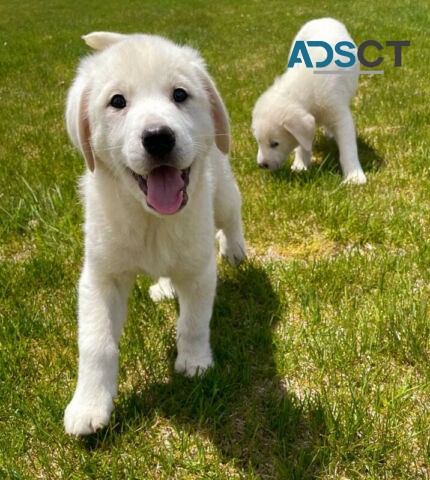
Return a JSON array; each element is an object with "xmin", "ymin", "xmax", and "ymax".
[
  {"xmin": 252, "ymin": 17, "xmax": 366, "ymax": 184},
  {"xmin": 64, "ymin": 32, "xmax": 246, "ymax": 436}
]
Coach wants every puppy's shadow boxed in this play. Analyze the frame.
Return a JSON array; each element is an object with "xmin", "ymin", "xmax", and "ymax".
[
  {"xmin": 85, "ymin": 262, "xmax": 327, "ymax": 478},
  {"xmin": 316, "ymin": 133, "xmax": 384, "ymax": 174},
  {"xmin": 271, "ymin": 133, "xmax": 384, "ymax": 184}
]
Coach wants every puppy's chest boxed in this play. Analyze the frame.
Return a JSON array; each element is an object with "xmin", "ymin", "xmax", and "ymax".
[
  {"xmin": 85, "ymin": 175, "xmax": 215, "ymax": 278},
  {"xmin": 98, "ymin": 215, "xmax": 211, "ymax": 279},
  {"xmin": 134, "ymin": 225, "xmax": 187, "ymax": 274}
]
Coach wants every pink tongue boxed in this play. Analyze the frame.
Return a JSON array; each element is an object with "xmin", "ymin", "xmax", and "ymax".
[{"xmin": 147, "ymin": 166, "xmax": 185, "ymax": 215}]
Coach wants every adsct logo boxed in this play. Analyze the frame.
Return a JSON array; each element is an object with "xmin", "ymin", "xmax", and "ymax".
[{"xmin": 287, "ymin": 40, "xmax": 410, "ymax": 74}]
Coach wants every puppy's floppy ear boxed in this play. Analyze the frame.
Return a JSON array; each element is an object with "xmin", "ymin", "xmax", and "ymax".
[
  {"xmin": 83, "ymin": 31, "xmax": 127, "ymax": 50},
  {"xmin": 66, "ymin": 75, "xmax": 96, "ymax": 172},
  {"xmin": 283, "ymin": 109, "xmax": 315, "ymax": 152},
  {"xmin": 195, "ymin": 65, "xmax": 230, "ymax": 154}
]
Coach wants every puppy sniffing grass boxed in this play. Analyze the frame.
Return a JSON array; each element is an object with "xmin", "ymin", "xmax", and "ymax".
[
  {"xmin": 64, "ymin": 32, "xmax": 246, "ymax": 436},
  {"xmin": 252, "ymin": 17, "xmax": 366, "ymax": 184}
]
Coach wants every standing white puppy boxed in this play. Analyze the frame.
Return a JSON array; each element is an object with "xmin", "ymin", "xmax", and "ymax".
[
  {"xmin": 252, "ymin": 17, "xmax": 366, "ymax": 184},
  {"xmin": 64, "ymin": 32, "xmax": 246, "ymax": 436}
]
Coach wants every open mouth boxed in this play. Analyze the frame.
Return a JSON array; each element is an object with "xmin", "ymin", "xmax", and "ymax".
[{"xmin": 130, "ymin": 166, "xmax": 190, "ymax": 215}]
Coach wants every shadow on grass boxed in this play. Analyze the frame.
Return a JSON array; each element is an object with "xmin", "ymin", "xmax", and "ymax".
[
  {"xmin": 268, "ymin": 134, "xmax": 384, "ymax": 185},
  {"xmin": 82, "ymin": 261, "xmax": 328, "ymax": 478}
]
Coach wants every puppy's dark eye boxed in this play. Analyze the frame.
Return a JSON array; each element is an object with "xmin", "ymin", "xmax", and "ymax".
[
  {"xmin": 270, "ymin": 141, "xmax": 279, "ymax": 148},
  {"xmin": 173, "ymin": 88, "xmax": 188, "ymax": 103},
  {"xmin": 110, "ymin": 94, "xmax": 127, "ymax": 109}
]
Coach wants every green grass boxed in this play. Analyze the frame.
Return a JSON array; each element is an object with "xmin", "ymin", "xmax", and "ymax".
[{"xmin": 1, "ymin": 0, "xmax": 429, "ymax": 478}]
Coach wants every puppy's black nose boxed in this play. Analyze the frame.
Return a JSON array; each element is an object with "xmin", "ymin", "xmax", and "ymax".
[
  {"xmin": 142, "ymin": 126, "xmax": 176, "ymax": 157},
  {"xmin": 259, "ymin": 162, "xmax": 270, "ymax": 169}
]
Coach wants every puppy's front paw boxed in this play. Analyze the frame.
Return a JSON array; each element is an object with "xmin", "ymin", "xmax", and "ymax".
[
  {"xmin": 216, "ymin": 230, "xmax": 246, "ymax": 267},
  {"xmin": 291, "ymin": 160, "xmax": 308, "ymax": 172},
  {"xmin": 175, "ymin": 352, "xmax": 213, "ymax": 377},
  {"xmin": 64, "ymin": 393, "xmax": 113, "ymax": 436},
  {"xmin": 149, "ymin": 278, "xmax": 176, "ymax": 302}
]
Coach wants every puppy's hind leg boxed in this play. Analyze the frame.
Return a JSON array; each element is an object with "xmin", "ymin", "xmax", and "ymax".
[
  {"xmin": 149, "ymin": 277, "xmax": 176, "ymax": 302},
  {"xmin": 214, "ymin": 157, "xmax": 246, "ymax": 266},
  {"xmin": 322, "ymin": 125, "xmax": 334, "ymax": 139},
  {"xmin": 333, "ymin": 109, "xmax": 366, "ymax": 185}
]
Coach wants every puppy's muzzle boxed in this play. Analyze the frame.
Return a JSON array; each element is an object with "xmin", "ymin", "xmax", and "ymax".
[
  {"xmin": 142, "ymin": 125, "xmax": 176, "ymax": 158},
  {"xmin": 130, "ymin": 124, "xmax": 191, "ymax": 216}
]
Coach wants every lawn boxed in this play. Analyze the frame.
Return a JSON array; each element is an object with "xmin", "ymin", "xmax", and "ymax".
[{"xmin": 0, "ymin": 0, "xmax": 429, "ymax": 478}]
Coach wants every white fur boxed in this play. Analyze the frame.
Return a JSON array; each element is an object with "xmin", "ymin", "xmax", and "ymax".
[
  {"xmin": 252, "ymin": 18, "xmax": 366, "ymax": 184},
  {"xmin": 64, "ymin": 32, "xmax": 246, "ymax": 436}
]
